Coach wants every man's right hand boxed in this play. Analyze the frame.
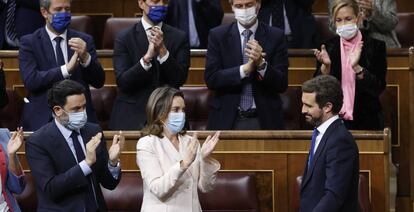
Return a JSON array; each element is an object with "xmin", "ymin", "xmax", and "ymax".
[
  {"xmin": 143, "ymin": 42, "xmax": 156, "ymax": 65},
  {"xmin": 242, "ymin": 60, "xmax": 255, "ymax": 76},
  {"xmin": 85, "ymin": 132, "xmax": 102, "ymax": 167},
  {"xmin": 66, "ymin": 52, "xmax": 79, "ymax": 74}
]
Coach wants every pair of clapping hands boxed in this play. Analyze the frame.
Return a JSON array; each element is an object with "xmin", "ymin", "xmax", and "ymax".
[{"xmin": 180, "ymin": 131, "xmax": 220, "ymax": 170}]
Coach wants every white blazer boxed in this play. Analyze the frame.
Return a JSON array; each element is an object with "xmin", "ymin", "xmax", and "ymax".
[{"xmin": 136, "ymin": 134, "xmax": 220, "ymax": 212}]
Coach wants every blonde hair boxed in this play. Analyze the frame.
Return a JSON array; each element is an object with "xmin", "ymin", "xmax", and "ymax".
[
  {"xmin": 141, "ymin": 87, "xmax": 186, "ymax": 138},
  {"xmin": 330, "ymin": 0, "xmax": 359, "ymax": 28}
]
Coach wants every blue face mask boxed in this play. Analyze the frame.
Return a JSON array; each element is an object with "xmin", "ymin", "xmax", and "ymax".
[
  {"xmin": 146, "ymin": 4, "xmax": 168, "ymax": 24},
  {"xmin": 50, "ymin": 12, "xmax": 71, "ymax": 33},
  {"xmin": 62, "ymin": 110, "xmax": 88, "ymax": 131},
  {"xmin": 165, "ymin": 112, "xmax": 185, "ymax": 134}
]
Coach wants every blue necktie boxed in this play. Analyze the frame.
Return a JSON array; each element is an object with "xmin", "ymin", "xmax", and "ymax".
[
  {"xmin": 240, "ymin": 29, "xmax": 253, "ymax": 111},
  {"xmin": 54, "ymin": 37, "xmax": 66, "ymax": 66},
  {"xmin": 308, "ymin": 129, "xmax": 319, "ymax": 168},
  {"xmin": 5, "ymin": 0, "xmax": 18, "ymax": 47},
  {"xmin": 70, "ymin": 131, "xmax": 98, "ymax": 211}
]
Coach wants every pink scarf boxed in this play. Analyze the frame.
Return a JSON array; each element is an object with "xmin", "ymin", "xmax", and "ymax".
[{"xmin": 339, "ymin": 30, "xmax": 362, "ymax": 120}]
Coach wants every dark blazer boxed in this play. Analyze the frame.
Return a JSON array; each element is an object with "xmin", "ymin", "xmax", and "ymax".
[
  {"xmin": 25, "ymin": 121, "xmax": 120, "ymax": 212},
  {"xmin": 300, "ymin": 119, "xmax": 359, "ymax": 212},
  {"xmin": 0, "ymin": 0, "xmax": 44, "ymax": 49},
  {"xmin": 0, "ymin": 66, "xmax": 7, "ymax": 108},
  {"xmin": 18, "ymin": 27, "xmax": 105, "ymax": 131},
  {"xmin": 258, "ymin": 0, "xmax": 318, "ymax": 48},
  {"xmin": 205, "ymin": 22, "xmax": 288, "ymax": 130},
  {"xmin": 109, "ymin": 22, "xmax": 190, "ymax": 130},
  {"xmin": 165, "ymin": 0, "xmax": 223, "ymax": 48},
  {"xmin": 315, "ymin": 33, "xmax": 387, "ymax": 130}
]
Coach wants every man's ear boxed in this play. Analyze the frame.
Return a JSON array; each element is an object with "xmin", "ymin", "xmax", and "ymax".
[
  {"xmin": 53, "ymin": 105, "xmax": 63, "ymax": 117},
  {"xmin": 40, "ymin": 7, "xmax": 49, "ymax": 19},
  {"xmin": 323, "ymin": 102, "xmax": 333, "ymax": 114}
]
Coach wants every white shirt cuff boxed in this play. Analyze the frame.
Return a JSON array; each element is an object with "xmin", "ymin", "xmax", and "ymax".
[
  {"xmin": 79, "ymin": 160, "xmax": 92, "ymax": 176},
  {"xmin": 239, "ymin": 65, "xmax": 248, "ymax": 79},
  {"xmin": 140, "ymin": 58, "xmax": 152, "ymax": 71},
  {"xmin": 61, "ymin": 65, "xmax": 70, "ymax": 79},
  {"xmin": 80, "ymin": 53, "xmax": 92, "ymax": 67},
  {"xmin": 157, "ymin": 51, "xmax": 169, "ymax": 64},
  {"xmin": 107, "ymin": 163, "xmax": 121, "ymax": 179}
]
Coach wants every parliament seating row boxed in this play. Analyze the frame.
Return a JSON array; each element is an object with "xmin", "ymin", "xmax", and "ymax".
[
  {"xmin": 69, "ymin": 13, "xmax": 414, "ymax": 49},
  {"xmin": 15, "ymin": 172, "xmax": 260, "ymax": 212}
]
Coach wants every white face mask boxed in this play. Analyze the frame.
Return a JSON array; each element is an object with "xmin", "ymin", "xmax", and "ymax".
[
  {"xmin": 336, "ymin": 23, "xmax": 358, "ymax": 40},
  {"xmin": 61, "ymin": 109, "xmax": 88, "ymax": 131},
  {"xmin": 233, "ymin": 6, "xmax": 257, "ymax": 26}
]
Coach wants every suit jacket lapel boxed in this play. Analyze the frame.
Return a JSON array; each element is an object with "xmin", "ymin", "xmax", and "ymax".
[
  {"xmin": 135, "ymin": 22, "xmax": 149, "ymax": 59},
  {"xmin": 49, "ymin": 121, "xmax": 79, "ymax": 165},
  {"xmin": 66, "ymin": 29, "xmax": 75, "ymax": 64},
  {"xmin": 228, "ymin": 23, "xmax": 243, "ymax": 65},
  {"xmin": 40, "ymin": 28, "xmax": 58, "ymax": 67},
  {"xmin": 255, "ymin": 23, "xmax": 267, "ymax": 54},
  {"xmin": 300, "ymin": 119, "xmax": 342, "ymax": 191}
]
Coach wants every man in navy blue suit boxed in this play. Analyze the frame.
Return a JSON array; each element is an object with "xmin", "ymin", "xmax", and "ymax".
[
  {"xmin": 0, "ymin": 0, "xmax": 44, "ymax": 50},
  {"xmin": 205, "ymin": 0, "xmax": 288, "ymax": 130},
  {"xmin": 18, "ymin": 0, "xmax": 104, "ymax": 131},
  {"xmin": 257, "ymin": 0, "xmax": 318, "ymax": 48},
  {"xmin": 300, "ymin": 75, "xmax": 359, "ymax": 211},
  {"xmin": 26, "ymin": 80, "xmax": 123, "ymax": 211},
  {"xmin": 165, "ymin": 0, "xmax": 223, "ymax": 48}
]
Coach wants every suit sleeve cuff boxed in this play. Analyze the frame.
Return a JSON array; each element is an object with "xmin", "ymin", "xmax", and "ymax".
[
  {"xmin": 140, "ymin": 58, "xmax": 152, "ymax": 71},
  {"xmin": 79, "ymin": 160, "xmax": 92, "ymax": 176},
  {"xmin": 80, "ymin": 53, "xmax": 92, "ymax": 67},
  {"xmin": 257, "ymin": 62, "xmax": 267, "ymax": 77},
  {"xmin": 61, "ymin": 65, "xmax": 70, "ymax": 79},
  {"xmin": 157, "ymin": 51, "xmax": 169, "ymax": 64}
]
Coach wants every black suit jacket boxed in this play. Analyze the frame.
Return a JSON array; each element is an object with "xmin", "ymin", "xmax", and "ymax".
[
  {"xmin": 0, "ymin": 66, "xmax": 7, "ymax": 108},
  {"xmin": 315, "ymin": 33, "xmax": 387, "ymax": 130},
  {"xmin": 205, "ymin": 22, "xmax": 288, "ymax": 130},
  {"xmin": 109, "ymin": 22, "xmax": 190, "ymax": 130},
  {"xmin": 165, "ymin": 0, "xmax": 223, "ymax": 48},
  {"xmin": 25, "ymin": 121, "xmax": 121, "ymax": 211},
  {"xmin": 0, "ymin": 0, "xmax": 44, "ymax": 49},
  {"xmin": 258, "ymin": 0, "xmax": 318, "ymax": 48},
  {"xmin": 300, "ymin": 119, "xmax": 359, "ymax": 212},
  {"xmin": 18, "ymin": 28, "xmax": 105, "ymax": 131}
]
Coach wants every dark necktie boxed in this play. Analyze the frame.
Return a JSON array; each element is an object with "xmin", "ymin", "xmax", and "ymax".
[
  {"xmin": 240, "ymin": 29, "xmax": 253, "ymax": 111},
  {"xmin": 308, "ymin": 129, "xmax": 319, "ymax": 169},
  {"xmin": 5, "ymin": 0, "xmax": 18, "ymax": 47},
  {"xmin": 54, "ymin": 37, "xmax": 66, "ymax": 66},
  {"xmin": 70, "ymin": 131, "xmax": 98, "ymax": 211},
  {"xmin": 271, "ymin": 0, "xmax": 285, "ymax": 30}
]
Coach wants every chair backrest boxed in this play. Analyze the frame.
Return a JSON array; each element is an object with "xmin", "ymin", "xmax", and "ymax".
[
  {"xmin": 314, "ymin": 14, "xmax": 336, "ymax": 42},
  {"xmin": 199, "ymin": 172, "xmax": 259, "ymax": 212},
  {"xmin": 90, "ymin": 87, "xmax": 117, "ymax": 130},
  {"xmin": 70, "ymin": 15, "xmax": 94, "ymax": 36},
  {"xmin": 222, "ymin": 13, "xmax": 235, "ymax": 25},
  {"xmin": 14, "ymin": 174, "xmax": 38, "ymax": 211},
  {"xmin": 102, "ymin": 18, "xmax": 140, "ymax": 49},
  {"xmin": 180, "ymin": 86, "xmax": 213, "ymax": 130},
  {"xmin": 0, "ymin": 90, "xmax": 23, "ymax": 130},
  {"xmin": 281, "ymin": 86, "xmax": 310, "ymax": 130},
  {"xmin": 396, "ymin": 13, "xmax": 414, "ymax": 48}
]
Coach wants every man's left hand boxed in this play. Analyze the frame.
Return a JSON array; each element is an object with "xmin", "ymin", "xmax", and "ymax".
[
  {"xmin": 68, "ymin": 37, "xmax": 89, "ymax": 63},
  {"xmin": 245, "ymin": 40, "xmax": 264, "ymax": 67},
  {"xmin": 108, "ymin": 131, "xmax": 125, "ymax": 166}
]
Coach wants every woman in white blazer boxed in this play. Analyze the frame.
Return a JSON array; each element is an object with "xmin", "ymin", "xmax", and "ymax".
[{"xmin": 136, "ymin": 87, "xmax": 221, "ymax": 212}]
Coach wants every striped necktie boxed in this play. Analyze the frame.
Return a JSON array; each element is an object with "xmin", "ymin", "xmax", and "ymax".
[
  {"xmin": 240, "ymin": 29, "xmax": 253, "ymax": 111},
  {"xmin": 5, "ymin": 0, "xmax": 18, "ymax": 47}
]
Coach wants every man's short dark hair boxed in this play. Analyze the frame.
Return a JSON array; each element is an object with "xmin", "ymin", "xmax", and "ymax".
[
  {"xmin": 47, "ymin": 80, "xmax": 85, "ymax": 108},
  {"xmin": 302, "ymin": 75, "xmax": 343, "ymax": 114}
]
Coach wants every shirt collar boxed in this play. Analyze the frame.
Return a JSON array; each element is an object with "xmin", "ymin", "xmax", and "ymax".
[
  {"xmin": 55, "ymin": 118, "xmax": 76, "ymax": 140},
  {"xmin": 237, "ymin": 20, "xmax": 259, "ymax": 36},
  {"xmin": 316, "ymin": 115, "xmax": 339, "ymax": 135},
  {"xmin": 141, "ymin": 17, "xmax": 163, "ymax": 31},
  {"xmin": 45, "ymin": 25, "xmax": 68, "ymax": 43}
]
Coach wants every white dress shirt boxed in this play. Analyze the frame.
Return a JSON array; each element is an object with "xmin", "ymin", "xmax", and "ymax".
[{"xmin": 313, "ymin": 115, "xmax": 340, "ymax": 154}]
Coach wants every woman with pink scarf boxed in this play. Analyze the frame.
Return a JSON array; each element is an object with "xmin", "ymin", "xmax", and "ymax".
[{"xmin": 313, "ymin": 0, "xmax": 386, "ymax": 130}]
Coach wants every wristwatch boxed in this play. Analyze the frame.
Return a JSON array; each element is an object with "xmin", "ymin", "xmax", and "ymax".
[{"xmin": 356, "ymin": 67, "xmax": 365, "ymax": 76}]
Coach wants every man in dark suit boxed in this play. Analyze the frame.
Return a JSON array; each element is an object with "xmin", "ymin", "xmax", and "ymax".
[
  {"xmin": 258, "ymin": 0, "xmax": 318, "ymax": 48},
  {"xmin": 0, "ymin": 0, "xmax": 44, "ymax": 50},
  {"xmin": 18, "ymin": 0, "xmax": 105, "ymax": 131},
  {"xmin": 300, "ymin": 75, "xmax": 359, "ymax": 211},
  {"xmin": 26, "ymin": 80, "xmax": 123, "ymax": 211},
  {"xmin": 165, "ymin": 0, "xmax": 223, "ymax": 48},
  {"xmin": 205, "ymin": 0, "xmax": 288, "ymax": 130},
  {"xmin": 109, "ymin": 0, "xmax": 189, "ymax": 130}
]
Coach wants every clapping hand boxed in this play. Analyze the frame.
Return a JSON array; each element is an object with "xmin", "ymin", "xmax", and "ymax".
[
  {"xmin": 201, "ymin": 131, "xmax": 220, "ymax": 159},
  {"xmin": 108, "ymin": 131, "xmax": 125, "ymax": 166},
  {"xmin": 181, "ymin": 133, "xmax": 199, "ymax": 170},
  {"xmin": 85, "ymin": 132, "xmax": 102, "ymax": 166},
  {"xmin": 7, "ymin": 127, "xmax": 24, "ymax": 155}
]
